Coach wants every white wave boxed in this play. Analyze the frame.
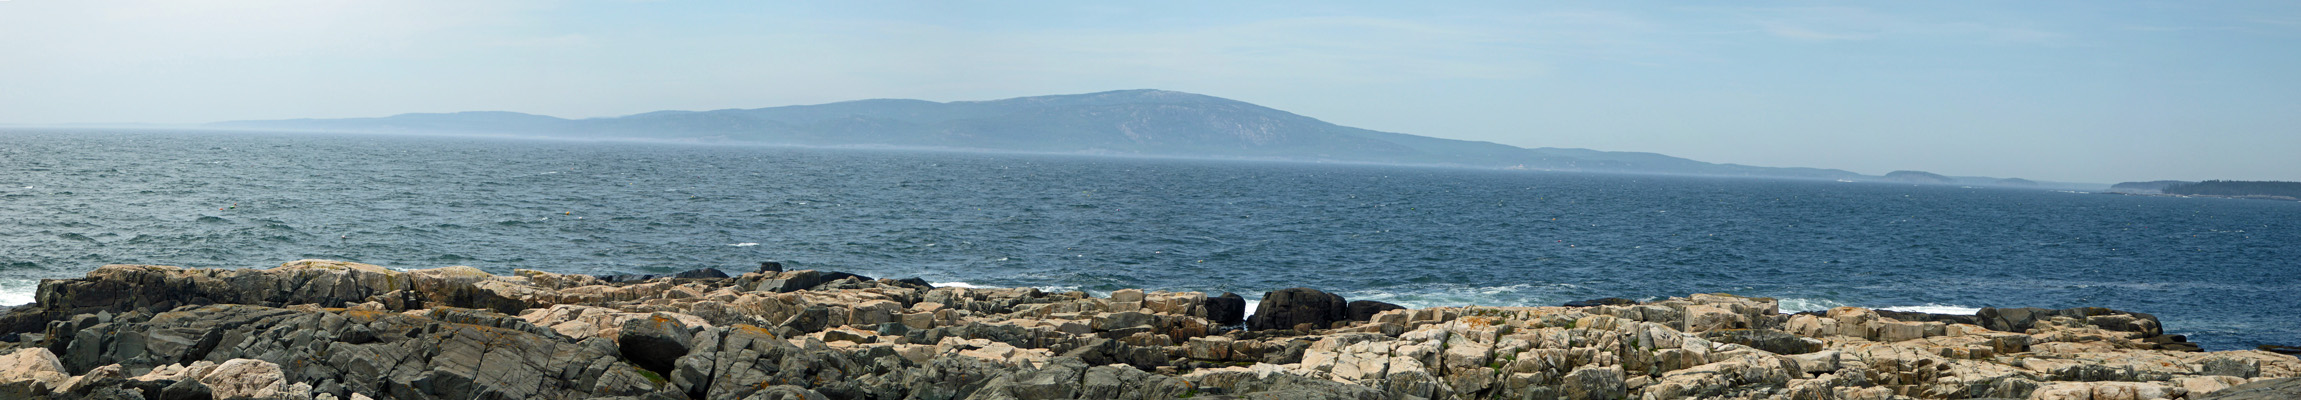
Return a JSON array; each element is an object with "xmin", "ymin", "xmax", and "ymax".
[
  {"xmin": 1880, "ymin": 304, "xmax": 1982, "ymax": 315},
  {"xmin": 1339, "ymin": 283, "xmax": 1566, "ymax": 310},
  {"xmin": 1777, "ymin": 298, "xmax": 1848, "ymax": 313},
  {"xmin": 931, "ymin": 281, "xmax": 991, "ymax": 289},
  {"xmin": 728, "ymin": 243, "xmax": 759, "ymax": 247},
  {"xmin": 0, "ymin": 279, "xmax": 37, "ymax": 306}
]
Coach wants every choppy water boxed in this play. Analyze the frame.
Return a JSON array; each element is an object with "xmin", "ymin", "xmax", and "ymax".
[{"xmin": 2, "ymin": 129, "xmax": 2295, "ymax": 350}]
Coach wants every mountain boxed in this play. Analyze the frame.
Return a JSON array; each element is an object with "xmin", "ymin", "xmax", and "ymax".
[
  {"xmin": 212, "ymin": 89, "xmax": 2068, "ymax": 184},
  {"xmin": 1882, "ymin": 170, "xmax": 1954, "ymax": 184}
]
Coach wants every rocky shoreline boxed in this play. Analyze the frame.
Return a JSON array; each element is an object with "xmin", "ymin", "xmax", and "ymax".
[{"xmin": 0, "ymin": 260, "xmax": 2294, "ymax": 400}]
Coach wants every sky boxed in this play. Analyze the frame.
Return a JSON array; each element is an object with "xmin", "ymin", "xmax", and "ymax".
[{"xmin": 2, "ymin": 1, "xmax": 2297, "ymax": 183}]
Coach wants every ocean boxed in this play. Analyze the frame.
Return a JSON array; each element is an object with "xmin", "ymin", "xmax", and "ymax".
[{"xmin": 2, "ymin": 129, "xmax": 2295, "ymax": 350}]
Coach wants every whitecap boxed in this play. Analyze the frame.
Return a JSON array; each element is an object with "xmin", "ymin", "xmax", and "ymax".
[
  {"xmin": 1338, "ymin": 283, "xmax": 1553, "ymax": 310},
  {"xmin": 728, "ymin": 243, "xmax": 759, "ymax": 247},
  {"xmin": 1776, "ymin": 298, "xmax": 1848, "ymax": 313},
  {"xmin": 0, "ymin": 278, "xmax": 37, "ymax": 306},
  {"xmin": 931, "ymin": 281, "xmax": 991, "ymax": 289},
  {"xmin": 1880, "ymin": 304, "xmax": 1983, "ymax": 315}
]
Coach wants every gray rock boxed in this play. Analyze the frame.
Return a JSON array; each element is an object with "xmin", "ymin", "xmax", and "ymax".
[
  {"xmin": 2200, "ymin": 377, "xmax": 2301, "ymax": 400},
  {"xmin": 976, "ymin": 356, "xmax": 1087, "ymax": 400},
  {"xmin": 1562, "ymin": 366, "xmax": 1626, "ymax": 400},
  {"xmin": 739, "ymin": 385, "xmax": 827, "ymax": 400},
  {"xmin": 1185, "ymin": 367, "xmax": 1382, "ymax": 400}
]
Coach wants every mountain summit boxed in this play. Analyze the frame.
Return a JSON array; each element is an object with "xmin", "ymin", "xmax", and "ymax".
[{"xmin": 215, "ymin": 90, "xmax": 1875, "ymax": 180}]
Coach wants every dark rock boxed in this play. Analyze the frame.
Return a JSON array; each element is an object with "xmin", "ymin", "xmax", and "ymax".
[
  {"xmin": 1700, "ymin": 329, "xmax": 1825, "ymax": 355},
  {"xmin": 597, "ymin": 274, "xmax": 659, "ymax": 283},
  {"xmin": 975, "ymin": 356, "xmax": 1089, "ymax": 399},
  {"xmin": 1059, "ymin": 338, "xmax": 1166, "ymax": 371},
  {"xmin": 1183, "ymin": 365, "xmax": 1383, "ymax": 400},
  {"xmin": 1876, "ymin": 309, "xmax": 1982, "ymax": 326},
  {"xmin": 670, "ymin": 268, "xmax": 730, "ymax": 279},
  {"xmin": 757, "ymin": 261, "xmax": 785, "ymax": 274},
  {"xmin": 1563, "ymin": 298, "xmax": 1637, "ymax": 307},
  {"xmin": 1979, "ymin": 307, "xmax": 2164, "ymax": 338},
  {"xmin": 620, "ymin": 313, "xmax": 700, "ymax": 376},
  {"xmin": 1206, "ymin": 292, "xmax": 1247, "ymax": 326},
  {"xmin": 669, "ymin": 325, "xmax": 807, "ymax": 400},
  {"xmin": 2202, "ymin": 357, "xmax": 2261, "ymax": 378},
  {"xmin": 2199, "ymin": 377, "xmax": 2301, "ymax": 400},
  {"xmin": 1344, "ymin": 300, "xmax": 1404, "ymax": 322},
  {"xmin": 1079, "ymin": 364, "xmax": 1190, "ymax": 398},
  {"xmin": 875, "ymin": 322, "xmax": 910, "ymax": 337},
  {"xmin": 778, "ymin": 306, "xmax": 832, "ymax": 333},
  {"xmin": 894, "ymin": 277, "xmax": 934, "ymax": 289},
  {"xmin": 1245, "ymin": 288, "xmax": 1348, "ymax": 332},
  {"xmin": 160, "ymin": 378, "xmax": 215, "ymax": 400},
  {"xmin": 753, "ymin": 270, "xmax": 874, "ymax": 293},
  {"xmin": 2260, "ymin": 345, "xmax": 2301, "ymax": 355}
]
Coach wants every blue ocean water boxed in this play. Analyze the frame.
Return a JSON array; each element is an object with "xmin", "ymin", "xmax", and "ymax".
[{"xmin": 1, "ymin": 129, "xmax": 2295, "ymax": 350}]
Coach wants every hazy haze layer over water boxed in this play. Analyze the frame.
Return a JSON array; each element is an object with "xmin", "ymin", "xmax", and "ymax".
[{"xmin": 1, "ymin": 130, "xmax": 2295, "ymax": 350}]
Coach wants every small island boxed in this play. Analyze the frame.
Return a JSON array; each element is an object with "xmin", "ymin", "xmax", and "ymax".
[
  {"xmin": 2163, "ymin": 181, "xmax": 2301, "ymax": 201},
  {"xmin": 0, "ymin": 260, "xmax": 2294, "ymax": 399}
]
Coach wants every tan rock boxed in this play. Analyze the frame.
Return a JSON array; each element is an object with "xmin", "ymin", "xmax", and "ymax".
[
  {"xmin": 1187, "ymin": 336, "xmax": 1235, "ymax": 361},
  {"xmin": 2179, "ymin": 375, "xmax": 2248, "ymax": 395},
  {"xmin": 200, "ymin": 358, "xmax": 290, "ymax": 399},
  {"xmin": 0, "ymin": 348, "xmax": 69, "ymax": 388},
  {"xmin": 54, "ymin": 363, "xmax": 124, "ymax": 394},
  {"xmin": 2033, "ymin": 381, "xmax": 2181, "ymax": 400},
  {"xmin": 1683, "ymin": 304, "xmax": 1742, "ymax": 333},
  {"xmin": 1875, "ymin": 320, "xmax": 1928, "ymax": 342},
  {"xmin": 850, "ymin": 299, "xmax": 903, "ymax": 326}
]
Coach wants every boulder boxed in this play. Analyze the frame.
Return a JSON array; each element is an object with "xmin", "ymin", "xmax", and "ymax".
[
  {"xmin": 1206, "ymin": 292, "xmax": 1247, "ymax": 326},
  {"xmin": 1246, "ymin": 288, "xmax": 1348, "ymax": 331},
  {"xmin": 753, "ymin": 270, "xmax": 875, "ymax": 293},
  {"xmin": 198, "ymin": 358, "xmax": 289, "ymax": 399},
  {"xmin": 1345, "ymin": 300, "xmax": 1405, "ymax": 322},
  {"xmin": 0, "ymin": 348, "xmax": 69, "ymax": 393},
  {"xmin": 757, "ymin": 261, "xmax": 785, "ymax": 274},
  {"xmin": 619, "ymin": 313, "xmax": 701, "ymax": 375}
]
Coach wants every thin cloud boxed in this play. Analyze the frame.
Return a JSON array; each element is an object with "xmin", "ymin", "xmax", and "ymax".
[{"xmin": 1760, "ymin": 24, "xmax": 1875, "ymax": 41}]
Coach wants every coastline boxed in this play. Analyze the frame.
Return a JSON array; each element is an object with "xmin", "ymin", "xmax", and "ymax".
[{"xmin": 0, "ymin": 260, "xmax": 2293, "ymax": 399}]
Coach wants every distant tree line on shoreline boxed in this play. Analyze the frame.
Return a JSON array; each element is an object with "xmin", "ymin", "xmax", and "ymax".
[{"xmin": 2161, "ymin": 180, "xmax": 2301, "ymax": 198}]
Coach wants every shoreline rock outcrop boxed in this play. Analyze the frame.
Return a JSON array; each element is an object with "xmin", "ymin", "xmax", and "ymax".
[{"xmin": 0, "ymin": 260, "xmax": 2291, "ymax": 399}]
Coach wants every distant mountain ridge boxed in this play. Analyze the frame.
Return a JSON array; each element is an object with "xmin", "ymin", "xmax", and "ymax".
[{"xmin": 211, "ymin": 89, "xmax": 2087, "ymax": 187}]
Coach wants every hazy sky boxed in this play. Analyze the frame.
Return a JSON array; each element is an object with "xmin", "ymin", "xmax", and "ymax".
[{"xmin": 4, "ymin": 1, "xmax": 2297, "ymax": 183}]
